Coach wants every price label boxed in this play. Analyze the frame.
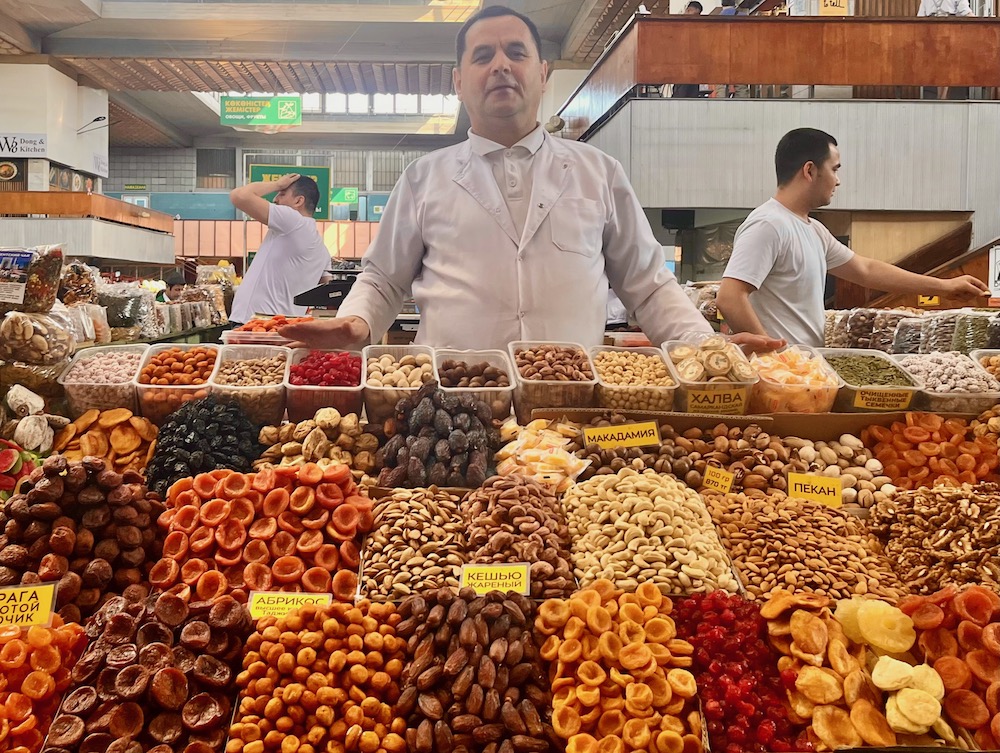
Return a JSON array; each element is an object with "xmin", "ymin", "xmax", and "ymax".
[
  {"xmin": 582, "ymin": 421, "xmax": 661, "ymax": 450},
  {"xmin": 702, "ymin": 466, "xmax": 735, "ymax": 494},
  {"xmin": 918, "ymin": 295, "xmax": 940, "ymax": 307},
  {"xmin": 248, "ymin": 592, "xmax": 333, "ymax": 621},
  {"xmin": 0, "ymin": 584, "xmax": 55, "ymax": 628},
  {"xmin": 460, "ymin": 563, "xmax": 530, "ymax": 595},
  {"xmin": 853, "ymin": 388, "xmax": 913, "ymax": 411},
  {"xmin": 683, "ymin": 387, "xmax": 748, "ymax": 415},
  {"xmin": 787, "ymin": 472, "xmax": 842, "ymax": 508}
]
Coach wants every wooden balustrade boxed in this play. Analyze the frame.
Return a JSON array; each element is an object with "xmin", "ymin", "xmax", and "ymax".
[
  {"xmin": 0, "ymin": 192, "xmax": 174, "ymax": 233},
  {"xmin": 559, "ymin": 16, "xmax": 1000, "ymax": 139},
  {"xmin": 172, "ymin": 220, "xmax": 380, "ymax": 260}
]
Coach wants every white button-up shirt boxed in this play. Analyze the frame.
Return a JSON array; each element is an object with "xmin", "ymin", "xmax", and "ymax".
[
  {"xmin": 337, "ymin": 126, "xmax": 712, "ymax": 350},
  {"xmin": 917, "ymin": 0, "xmax": 972, "ymax": 15}
]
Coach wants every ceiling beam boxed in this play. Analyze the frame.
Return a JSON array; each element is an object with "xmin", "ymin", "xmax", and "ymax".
[
  {"xmin": 0, "ymin": 10, "xmax": 41, "ymax": 53},
  {"xmin": 560, "ymin": 0, "xmax": 606, "ymax": 61},
  {"xmin": 99, "ymin": 2, "xmax": 477, "ymax": 24},
  {"xmin": 108, "ymin": 91, "xmax": 193, "ymax": 147}
]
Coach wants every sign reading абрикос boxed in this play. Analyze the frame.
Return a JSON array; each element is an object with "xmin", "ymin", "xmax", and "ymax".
[{"xmin": 248, "ymin": 591, "xmax": 332, "ymax": 621}]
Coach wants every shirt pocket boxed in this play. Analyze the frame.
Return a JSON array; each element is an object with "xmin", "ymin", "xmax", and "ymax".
[{"xmin": 549, "ymin": 198, "xmax": 604, "ymax": 257}]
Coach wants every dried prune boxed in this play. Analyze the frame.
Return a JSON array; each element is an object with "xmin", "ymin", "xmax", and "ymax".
[
  {"xmin": 181, "ymin": 693, "xmax": 225, "ymax": 731},
  {"xmin": 154, "ymin": 592, "xmax": 189, "ymax": 627},
  {"xmin": 149, "ymin": 712, "xmax": 183, "ymax": 743},
  {"xmin": 180, "ymin": 620, "xmax": 211, "ymax": 650},
  {"xmin": 106, "ymin": 643, "xmax": 138, "ymax": 669},
  {"xmin": 207, "ymin": 595, "xmax": 243, "ymax": 630},
  {"xmin": 114, "ymin": 664, "xmax": 151, "ymax": 699},
  {"xmin": 172, "ymin": 645, "xmax": 197, "ymax": 673},
  {"xmin": 96, "ymin": 668, "xmax": 119, "ymax": 701},
  {"xmin": 103, "ymin": 613, "xmax": 137, "ymax": 644},
  {"xmin": 48, "ymin": 714, "xmax": 86, "ymax": 747},
  {"xmin": 151, "ymin": 667, "xmax": 189, "ymax": 710},
  {"xmin": 193, "ymin": 655, "xmax": 231, "ymax": 688},
  {"xmin": 80, "ymin": 732, "xmax": 115, "ymax": 753},
  {"xmin": 139, "ymin": 642, "xmax": 174, "ymax": 673},
  {"xmin": 137, "ymin": 621, "xmax": 174, "ymax": 648}
]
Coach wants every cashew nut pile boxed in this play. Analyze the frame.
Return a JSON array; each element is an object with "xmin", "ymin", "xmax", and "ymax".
[
  {"xmin": 254, "ymin": 407, "xmax": 378, "ymax": 472},
  {"xmin": 563, "ymin": 467, "xmax": 739, "ymax": 595}
]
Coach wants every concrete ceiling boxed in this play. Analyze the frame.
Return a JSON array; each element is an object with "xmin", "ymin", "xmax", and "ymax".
[{"xmin": 0, "ymin": 0, "xmax": 635, "ymax": 147}]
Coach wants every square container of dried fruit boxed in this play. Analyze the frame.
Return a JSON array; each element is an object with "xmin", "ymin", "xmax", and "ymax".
[
  {"xmin": 817, "ymin": 348, "xmax": 923, "ymax": 413},
  {"xmin": 284, "ymin": 349, "xmax": 364, "ymax": 424},
  {"xmin": 662, "ymin": 334, "xmax": 758, "ymax": 415},
  {"xmin": 894, "ymin": 352, "xmax": 1000, "ymax": 415},
  {"xmin": 748, "ymin": 344, "xmax": 843, "ymax": 414},
  {"xmin": 210, "ymin": 345, "xmax": 291, "ymax": 426},
  {"xmin": 134, "ymin": 343, "xmax": 221, "ymax": 426},
  {"xmin": 434, "ymin": 349, "xmax": 516, "ymax": 421},
  {"xmin": 588, "ymin": 345, "xmax": 678, "ymax": 413},
  {"xmin": 221, "ymin": 329, "xmax": 294, "ymax": 346},
  {"xmin": 59, "ymin": 344, "xmax": 149, "ymax": 419},
  {"xmin": 362, "ymin": 345, "xmax": 438, "ymax": 426},
  {"xmin": 507, "ymin": 341, "xmax": 597, "ymax": 424}
]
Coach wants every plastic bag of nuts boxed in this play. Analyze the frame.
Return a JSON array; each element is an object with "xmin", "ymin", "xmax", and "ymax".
[
  {"xmin": 564, "ymin": 468, "xmax": 740, "ymax": 595},
  {"xmin": 0, "ymin": 244, "xmax": 63, "ymax": 315},
  {"xmin": 0, "ymin": 310, "xmax": 76, "ymax": 365},
  {"xmin": 393, "ymin": 587, "xmax": 555, "ymax": 753},
  {"xmin": 361, "ymin": 487, "xmax": 467, "ymax": 599},
  {"xmin": 47, "ymin": 591, "xmax": 251, "ymax": 753},
  {"xmin": 461, "ymin": 474, "xmax": 575, "ymax": 598},
  {"xmin": 536, "ymin": 579, "xmax": 705, "ymax": 753},
  {"xmin": 707, "ymin": 491, "xmax": 905, "ymax": 602},
  {"xmin": 229, "ymin": 600, "xmax": 407, "ymax": 753}
]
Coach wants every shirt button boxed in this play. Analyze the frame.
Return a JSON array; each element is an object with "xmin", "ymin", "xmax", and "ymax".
[
  {"xmin": 509, "ymin": 180, "xmax": 516, "ymax": 187},
  {"xmin": 505, "ymin": 150, "xmax": 513, "ymax": 156},
  {"xmin": 518, "ymin": 311, "xmax": 525, "ymax": 319}
]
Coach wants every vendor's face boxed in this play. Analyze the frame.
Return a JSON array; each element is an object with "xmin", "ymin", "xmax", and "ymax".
[
  {"xmin": 809, "ymin": 145, "xmax": 841, "ymax": 207},
  {"xmin": 167, "ymin": 284, "xmax": 184, "ymax": 300},
  {"xmin": 453, "ymin": 16, "xmax": 548, "ymax": 129}
]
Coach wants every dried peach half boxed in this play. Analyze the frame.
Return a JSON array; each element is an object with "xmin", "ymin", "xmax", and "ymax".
[
  {"xmin": 850, "ymin": 698, "xmax": 897, "ymax": 747},
  {"xmin": 795, "ymin": 665, "xmax": 843, "ymax": 705},
  {"xmin": 790, "ymin": 611, "xmax": 828, "ymax": 655},
  {"xmin": 812, "ymin": 705, "xmax": 863, "ymax": 750}
]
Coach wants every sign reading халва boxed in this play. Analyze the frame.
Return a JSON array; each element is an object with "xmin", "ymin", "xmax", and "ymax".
[{"xmin": 221, "ymin": 96, "xmax": 302, "ymax": 126}]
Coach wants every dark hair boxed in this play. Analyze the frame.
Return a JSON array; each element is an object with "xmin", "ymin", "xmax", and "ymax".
[
  {"xmin": 290, "ymin": 175, "xmax": 320, "ymax": 213},
  {"xmin": 686, "ymin": 2, "xmax": 704, "ymax": 10},
  {"xmin": 722, "ymin": 0, "xmax": 737, "ymax": 7},
  {"xmin": 164, "ymin": 270, "xmax": 185, "ymax": 287},
  {"xmin": 775, "ymin": 128, "xmax": 838, "ymax": 185},
  {"xmin": 456, "ymin": 5, "xmax": 543, "ymax": 64}
]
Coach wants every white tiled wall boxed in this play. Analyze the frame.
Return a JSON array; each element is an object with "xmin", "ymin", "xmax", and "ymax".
[{"xmin": 106, "ymin": 148, "xmax": 197, "ymax": 192}]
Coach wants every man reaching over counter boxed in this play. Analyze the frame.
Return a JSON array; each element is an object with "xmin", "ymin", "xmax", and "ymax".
[
  {"xmin": 717, "ymin": 128, "xmax": 988, "ymax": 348},
  {"xmin": 281, "ymin": 6, "xmax": 782, "ymax": 354}
]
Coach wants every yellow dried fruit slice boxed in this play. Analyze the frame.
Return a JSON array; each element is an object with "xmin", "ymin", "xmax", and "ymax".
[
  {"xmin": 886, "ymin": 695, "xmax": 930, "ymax": 735},
  {"xmin": 858, "ymin": 600, "xmax": 916, "ymax": 654},
  {"xmin": 97, "ymin": 407, "xmax": 134, "ymax": 429},
  {"xmin": 791, "ymin": 611, "xmax": 829, "ymax": 655},
  {"xmin": 768, "ymin": 618, "xmax": 792, "ymax": 637},
  {"xmin": 789, "ymin": 642, "xmax": 825, "ymax": 668},
  {"xmin": 769, "ymin": 634, "xmax": 793, "ymax": 656},
  {"xmin": 786, "ymin": 690, "xmax": 815, "ymax": 720},
  {"xmin": 795, "ymin": 665, "xmax": 844, "ymax": 705},
  {"xmin": 850, "ymin": 699, "xmax": 897, "ymax": 747},
  {"xmin": 812, "ymin": 705, "xmax": 863, "ymax": 750},
  {"xmin": 932, "ymin": 717, "xmax": 957, "ymax": 744},
  {"xmin": 835, "ymin": 598, "xmax": 865, "ymax": 644},
  {"xmin": 872, "ymin": 656, "xmax": 915, "ymax": 691},
  {"xmin": 72, "ymin": 409, "xmax": 100, "ymax": 434},
  {"xmin": 760, "ymin": 589, "xmax": 797, "ymax": 620},
  {"xmin": 910, "ymin": 664, "xmax": 945, "ymax": 702},
  {"xmin": 895, "ymin": 688, "xmax": 942, "ymax": 727},
  {"xmin": 828, "ymin": 638, "xmax": 860, "ymax": 678}
]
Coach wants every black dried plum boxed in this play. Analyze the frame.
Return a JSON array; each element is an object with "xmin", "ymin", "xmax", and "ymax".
[
  {"xmin": 454, "ymin": 413, "xmax": 472, "ymax": 432},
  {"xmin": 407, "ymin": 457, "xmax": 427, "ymax": 487},
  {"xmin": 434, "ymin": 439, "xmax": 452, "ymax": 462},
  {"xmin": 447, "ymin": 471, "xmax": 467, "ymax": 487},
  {"xmin": 434, "ymin": 409, "xmax": 454, "ymax": 436},
  {"xmin": 428, "ymin": 462, "xmax": 448, "ymax": 486},
  {"xmin": 411, "ymin": 437, "xmax": 432, "ymax": 463}
]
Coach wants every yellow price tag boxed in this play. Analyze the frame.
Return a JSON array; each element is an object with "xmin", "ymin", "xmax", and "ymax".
[
  {"xmin": 853, "ymin": 388, "xmax": 913, "ymax": 411},
  {"xmin": 787, "ymin": 472, "xmax": 842, "ymax": 508},
  {"xmin": 248, "ymin": 592, "xmax": 333, "ymax": 621},
  {"xmin": 0, "ymin": 584, "xmax": 56, "ymax": 628},
  {"xmin": 702, "ymin": 466, "xmax": 735, "ymax": 494},
  {"xmin": 683, "ymin": 387, "xmax": 748, "ymax": 415},
  {"xmin": 582, "ymin": 421, "xmax": 661, "ymax": 450},
  {"xmin": 918, "ymin": 295, "xmax": 940, "ymax": 307},
  {"xmin": 460, "ymin": 563, "xmax": 530, "ymax": 595}
]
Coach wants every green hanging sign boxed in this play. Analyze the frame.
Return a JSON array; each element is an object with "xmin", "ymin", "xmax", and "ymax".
[
  {"xmin": 247, "ymin": 165, "xmax": 330, "ymax": 219},
  {"xmin": 221, "ymin": 96, "xmax": 302, "ymax": 126}
]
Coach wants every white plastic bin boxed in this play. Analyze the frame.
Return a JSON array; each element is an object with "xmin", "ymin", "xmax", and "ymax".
[
  {"xmin": 507, "ymin": 341, "xmax": 596, "ymax": 423},
  {"xmin": 285, "ymin": 349, "xmax": 364, "ymax": 423},
  {"xmin": 134, "ymin": 343, "xmax": 220, "ymax": 425},
  {"xmin": 59, "ymin": 344, "xmax": 148, "ymax": 418},
  {"xmin": 362, "ymin": 345, "xmax": 437, "ymax": 425},
  {"xmin": 434, "ymin": 349, "xmax": 515, "ymax": 420},
  {"xmin": 211, "ymin": 345, "xmax": 290, "ymax": 426}
]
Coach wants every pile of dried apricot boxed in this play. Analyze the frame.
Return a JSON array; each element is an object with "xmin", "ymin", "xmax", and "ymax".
[
  {"xmin": 536, "ymin": 579, "xmax": 704, "ymax": 753},
  {"xmin": 228, "ymin": 600, "xmax": 406, "ymax": 753},
  {"xmin": 862, "ymin": 412, "xmax": 998, "ymax": 490},
  {"xmin": 139, "ymin": 347, "xmax": 218, "ymax": 387},
  {"xmin": 45, "ymin": 590, "xmax": 249, "ymax": 753},
  {"xmin": 903, "ymin": 585, "xmax": 1000, "ymax": 748},
  {"xmin": 0, "ymin": 618, "xmax": 85, "ymax": 753},
  {"xmin": 151, "ymin": 463, "xmax": 368, "ymax": 602},
  {"xmin": 51, "ymin": 407, "xmax": 157, "ymax": 474}
]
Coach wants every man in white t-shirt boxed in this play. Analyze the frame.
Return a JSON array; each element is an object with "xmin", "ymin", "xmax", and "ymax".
[
  {"xmin": 717, "ymin": 128, "xmax": 988, "ymax": 347},
  {"xmin": 229, "ymin": 173, "xmax": 331, "ymax": 325}
]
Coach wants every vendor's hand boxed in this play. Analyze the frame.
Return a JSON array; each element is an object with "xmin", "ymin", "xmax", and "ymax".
[
  {"xmin": 274, "ymin": 173, "xmax": 301, "ymax": 191},
  {"xmin": 941, "ymin": 275, "xmax": 990, "ymax": 302},
  {"xmin": 729, "ymin": 332, "xmax": 786, "ymax": 355},
  {"xmin": 280, "ymin": 316, "xmax": 370, "ymax": 350}
]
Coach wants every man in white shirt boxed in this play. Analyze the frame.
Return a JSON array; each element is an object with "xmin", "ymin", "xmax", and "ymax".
[
  {"xmin": 229, "ymin": 173, "xmax": 331, "ymax": 326},
  {"xmin": 717, "ymin": 128, "xmax": 988, "ymax": 347},
  {"xmin": 282, "ymin": 6, "xmax": 780, "ymax": 354}
]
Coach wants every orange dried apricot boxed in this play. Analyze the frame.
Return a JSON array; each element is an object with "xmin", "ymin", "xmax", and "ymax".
[
  {"xmin": 0, "ymin": 641, "xmax": 27, "ymax": 670},
  {"xmin": 577, "ymin": 660, "xmax": 606, "ymax": 687},
  {"xmin": 585, "ymin": 606, "xmax": 611, "ymax": 634},
  {"xmin": 553, "ymin": 705, "xmax": 582, "ymax": 737},
  {"xmin": 945, "ymin": 689, "xmax": 991, "ymax": 730}
]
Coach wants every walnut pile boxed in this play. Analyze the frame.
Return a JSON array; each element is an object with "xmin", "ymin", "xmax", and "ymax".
[{"xmin": 253, "ymin": 408, "xmax": 379, "ymax": 472}]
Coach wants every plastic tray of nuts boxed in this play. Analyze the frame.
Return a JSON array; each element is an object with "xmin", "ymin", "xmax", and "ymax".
[
  {"xmin": 284, "ymin": 349, "xmax": 364, "ymax": 424},
  {"xmin": 58, "ymin": 343, "xmax": 148, "ymax": 418},
  {"xmin": 434, "ymin": 348, "xmax": 515, "ymax": 421},
  {"xmin": 817, "ymin": 347, "xmax": 923, "ymax": 413},
  {"xmin": 895, "ymin": 351, "xmax": 1000, "ymax": 414},
  {"xmin": 362, "ymin": 345, "xmax": 437, "ymax": 425},
  {"xmin": 210, "ymin": 344, "xmax": 290, "ymax": 426},
  {"xmin": 507, "ymin": 340, "xmax": 597, "ymax": 423},
  {"xmin": 589, "ymin": 345, "xmax": 678, "ymax": 412}
]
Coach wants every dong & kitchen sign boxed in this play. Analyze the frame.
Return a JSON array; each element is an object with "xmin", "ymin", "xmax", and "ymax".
[{"xmin": 0, "ymin": 134, "xmax": 47, "ymax": 158}]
